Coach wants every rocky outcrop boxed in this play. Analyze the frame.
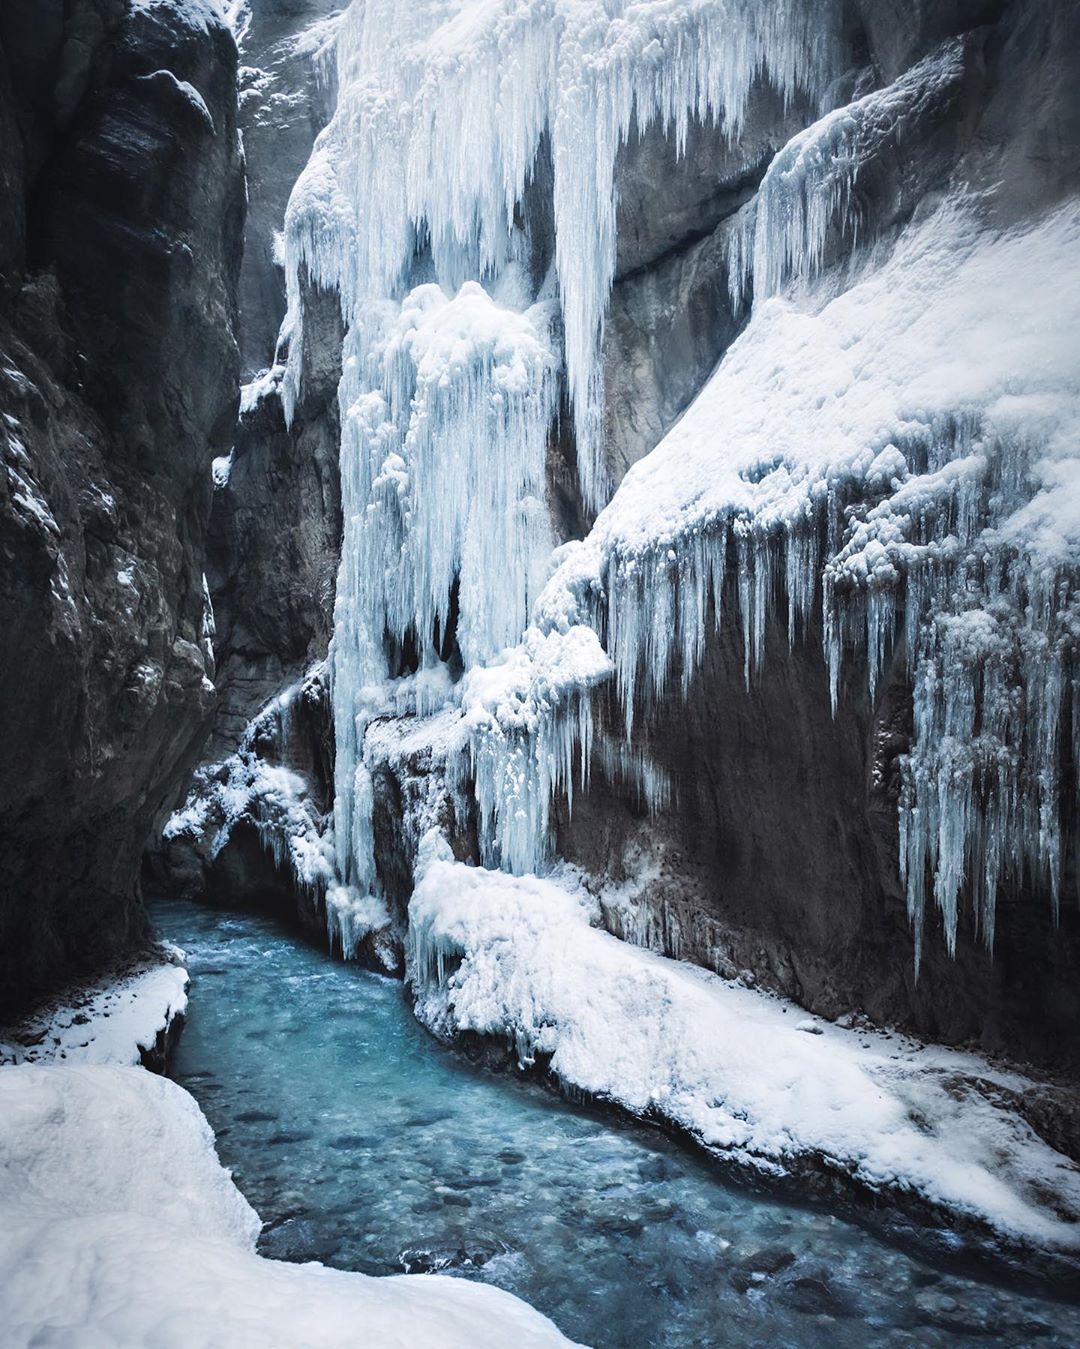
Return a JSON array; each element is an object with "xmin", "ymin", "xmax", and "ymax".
[
  {"xmin": 206, "ymin": 277, "xmax": 342, "ymax": 759},
  {"xmin": 0, "ymin": 0, "xmax": 244, "ymax": 1012}
]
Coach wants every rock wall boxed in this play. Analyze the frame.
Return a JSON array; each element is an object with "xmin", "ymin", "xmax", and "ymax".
[{"xmin": 0, "ymin": 0, "xmax": 244, "ymax": 1012}]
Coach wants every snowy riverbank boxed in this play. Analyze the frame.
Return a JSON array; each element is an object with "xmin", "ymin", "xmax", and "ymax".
[
  {"xmin": 408, "ymin": 832, "xmax": 1080, "ymax": 1278},
  {"xmin": 0, "ymin": 953, "xmax": 577, "ymax": 1349}
]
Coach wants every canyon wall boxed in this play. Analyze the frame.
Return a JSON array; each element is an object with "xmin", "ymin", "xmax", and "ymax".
[{"xmin": 0, "ymin": 0, "xmax": 243, "ymax": 1009}]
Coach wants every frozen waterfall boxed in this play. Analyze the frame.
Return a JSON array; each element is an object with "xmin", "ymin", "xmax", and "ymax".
[{"xmin": 281, "ymin": 0, "xmax": 1080, "ymax": 970}]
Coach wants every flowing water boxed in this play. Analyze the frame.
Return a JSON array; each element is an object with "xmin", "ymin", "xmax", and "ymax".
[{"xmin": 151, "ymin": 895, "xmax": 1080, "ymax": 1349}]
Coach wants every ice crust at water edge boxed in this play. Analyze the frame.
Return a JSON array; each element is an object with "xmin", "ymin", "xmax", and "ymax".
[{"xmin": 407, "ymin": 836, "xmax": 1080, "ymax": 1254}]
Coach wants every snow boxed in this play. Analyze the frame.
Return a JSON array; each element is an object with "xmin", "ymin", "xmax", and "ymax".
[
  {"xmin": 408, "ymin": 838, "xmax": 1080, "ymax": 1254},
  {"xmin": 240, "ymin": 362, "xmax": 284, "ymax": 413},
  {"xmin": 211, "ymin": 450, "xmax": 233, "ymax": 486},
  {"xmin": 0, "ymin": 1063, "xmax": 578, "ymax": 1348},
  {"xmin": 130, "ymin": 0, "xmax": 232, "ymax": 35},
  {"xmin": 0, "ymin": 952, "xmax": 188, "ymax": 1069},
  {"xmin": 137, "ymin": 70, "xmax": 216, "ymax": 130}
]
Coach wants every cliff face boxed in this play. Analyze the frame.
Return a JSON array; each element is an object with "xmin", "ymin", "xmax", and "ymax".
[
  {"xmin": 148, "ymin": 0, "xmax": 1080, "ymax": 1076},
  {"xmin": 205, "ymin": 0, "xmax": 343, "ymax": 759},
  {"xmin": 0, "ymin": 0, "xmax": 244, "ymax": 1011}
]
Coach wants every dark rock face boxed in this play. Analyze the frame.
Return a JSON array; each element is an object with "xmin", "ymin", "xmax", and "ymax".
[
  {"xmin": 206, "ymin": 278, "xmax": 343, "ymax": 758},
  {"xmin": 0, "ymin": 0, "xmax": 244, "ymax": 1012},
  {"xmin": 604, "ymin": 85, "xmax": 817, "ymax": 484},
  {"xmin": 143, "ymin": 0, "xmax": 345, "ymax": 915},
  {"xmin": 233, "ymin": 0, "xmax": 339, "ymax": 376}
]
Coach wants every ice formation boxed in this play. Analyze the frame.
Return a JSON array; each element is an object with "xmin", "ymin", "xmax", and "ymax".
[
  {"xmin": 728, "ymin": 39, "xmax": 969, "ymax": 307},
  {"xmin": 471, "ymin": 192, "xmax": 1080, "ymax": 960},
  {"xmin": 407, "ymin": 839, "xmax": 1080, "ymax": 1251},
  {"xmin": 283, "ymin": 0, "xmax": 841, "ymax": 502},
  {"xmin": 279, "ymin": 0, "xmax": 847, "ymax": 925},
  {"xmin": 166, "ymin": 672, "xmax": 390, "ymax": 959},
  {"xmin": 275, "ymin": 1, "xmax": 1080, "ymax": 967}
]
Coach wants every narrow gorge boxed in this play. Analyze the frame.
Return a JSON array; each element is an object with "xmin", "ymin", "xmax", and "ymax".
[{"xmin": 2, "ymin": 1, "xmax": 1080, "ymax": 1345}]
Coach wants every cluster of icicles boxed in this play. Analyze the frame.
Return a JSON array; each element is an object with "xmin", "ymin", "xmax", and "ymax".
[
  {"xmin": 284, "ymin": 0, "xmax": 844, "ymax": 915},
  {"xmin": 588, "ymin": 433, "xmax": 1078, "ymax": 971},
  {"xmin": 281, "ymin": 0, "xmax": 1077, "ymax": 969}
]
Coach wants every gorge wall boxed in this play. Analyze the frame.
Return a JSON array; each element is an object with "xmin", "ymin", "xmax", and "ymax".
[
  {"xmin": 0, "ymin": 0, "xmax": 243, "ymax": 1010},
  {"xmin": 182, "ymin": 0, "xmax": 1080, "ymax": 1075}
]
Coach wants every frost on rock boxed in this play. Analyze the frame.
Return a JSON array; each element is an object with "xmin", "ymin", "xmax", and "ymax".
[
  {"xmin": 130, "ymin": 0, "xmax": 234, "ymax": 35},
  {"xmin": 0, "ymin": 1065, "xmax": 576, "ymax": 1349},
  {"xmin": 407, "ymin": 842, "xmax": 1080, "ymax": 1255},
  {"xmin": 165, "ymin": 670, "xmax": 390, "ymax": 959}
]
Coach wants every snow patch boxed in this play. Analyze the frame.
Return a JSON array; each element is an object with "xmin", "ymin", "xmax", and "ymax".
[{"xmin": 0, "ymin": 953, "xmax": 188, "ymax": 1069}]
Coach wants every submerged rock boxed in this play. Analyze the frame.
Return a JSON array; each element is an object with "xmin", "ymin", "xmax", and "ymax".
[{"xmin": 398, "ymin": 1237, "xmax": 510, "ymax": 1276}]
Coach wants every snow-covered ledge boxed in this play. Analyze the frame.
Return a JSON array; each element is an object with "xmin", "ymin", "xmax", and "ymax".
[
  {"xmin": 407, "ymin": 832, "xmax": 1080, "ymax": 1278},
  {"xmin": 0, "ymin": 946, "xmax": 190, "ymax": 1071}
]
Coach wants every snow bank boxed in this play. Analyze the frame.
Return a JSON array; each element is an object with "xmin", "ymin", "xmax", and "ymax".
[
  {"xmin": 0, "ymin": 953, "xmax": 188, "ymax": 1068},
  {"xmin": 408, "ymin": 839, "xmax": 1080, "ymax": 1255},
  {"xmin": 0, "ymin": 1064, "xmax": 577, "ymax": 1349}
]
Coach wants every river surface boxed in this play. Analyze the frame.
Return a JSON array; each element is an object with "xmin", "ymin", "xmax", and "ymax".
[{"xmin": 151, "ymin": 895, "xmax": 1080, "ymax": 1349}]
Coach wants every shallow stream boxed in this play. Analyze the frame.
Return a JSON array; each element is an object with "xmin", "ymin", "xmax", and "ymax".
[{"xmin": 151, "ymin": 896, "xmax": 1080, "ymax": 1349}]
